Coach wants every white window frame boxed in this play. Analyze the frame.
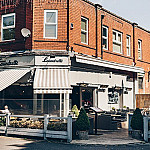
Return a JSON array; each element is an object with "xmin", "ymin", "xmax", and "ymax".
[
  {"xmin": 81, "ymin": 17, "xmax": 88, "ymax": 45},
  {"xmin": 44, "ymin": 10, "xmax": 58, "ymax": 39},
  {"xmin": 138, "ymin": 39, "xmax": 142, "ymax": 59},
  {"xmin": 113, "ymin": 30, "xmax": 122, "ymax": 54},
  {"xmin": 126, "ymin": 35, "xmax": 131, "ymax": 56},
  {"xmin": 102, "ymin": 26, "xmax": 108, "ymax": 50},
  {"xmin": 1, "ymin": 13, "xmax": 15, "ymax": 41}
]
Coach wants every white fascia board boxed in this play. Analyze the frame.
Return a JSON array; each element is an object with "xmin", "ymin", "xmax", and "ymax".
[{"xmin": 76, "ymin": 55, "xmax": 144, "ymax": 74}]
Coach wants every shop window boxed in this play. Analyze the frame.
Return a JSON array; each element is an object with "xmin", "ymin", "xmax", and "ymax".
[
  {"xmin": 1, "ymin": 13, "xmax": 15, "ymax": 41},
  {"xmin": 113, "ymin": 30, "xmax": 122, "ymax": 54},
  {"xmin": 126, "ymin": 35, "xmax": 131, "ymax": 56},
  {"xmin": 81, "ymin": 17, "xmax": 88, "ymax": 44},
  {"xmin": 102, "ymin": 26, "xmax": 108, "ymax": 50},
  {"xmin": 138, "ymin": 77, "xmax": 143, "ymax": 89},
  {"xmin": 138, "ymin": 40, "xmax": 142, "ymax": 59},
  {"xmin": 44, "ymin": 10, "xmax": 58, "ymax": 39}
]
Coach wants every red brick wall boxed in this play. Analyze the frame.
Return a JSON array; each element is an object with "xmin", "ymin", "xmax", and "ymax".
[
  {"xmin": 0, "ymin": 0, "xmax": 32, "ymax": 52},
  {"xmin": 32, "ymin": 0, "xmax": 68, "ymax": 51}
]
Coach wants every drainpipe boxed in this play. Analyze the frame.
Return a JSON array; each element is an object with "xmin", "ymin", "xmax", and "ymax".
[
  {"xmin": 101, "ymin": 14, "xmax": 104, "ymax": 59},
  {"xmin": 95, "ymin": 4, "xmax": 102, "ymax": 58},
  {"xmin": 67, "ymin": 0, "xmax": 69, "ymax": 51},
  {"xmin": 132, "ymin": 22, "xmax": 138, "ymax": 109}
]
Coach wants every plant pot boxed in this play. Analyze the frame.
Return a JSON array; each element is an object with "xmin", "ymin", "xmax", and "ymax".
[
  {"xmin": 77, "ymin": 130, "xmax": 89, "ymax": 140},
  {"xmin": 131, "ymin": 130, "xmax": 143, "ymax": 140}
]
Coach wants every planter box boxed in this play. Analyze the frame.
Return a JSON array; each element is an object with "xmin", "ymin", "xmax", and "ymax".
[
  {"xmin": 7, "ymin": 127, "xmax": 44, "ymax": 137},
  {"xmin": 46, "ymin": 130, "xmax": 68, "ymax": 139},
  {"xmin": 0, "ymin": 126, "xmax": 6, "ymax": 134},
  {"xmin": 131, "ymin": 130, "xmax": 143, "ymax": 140},
  {"xmin": 77, "ymin": 130, "xmax": 89, "ymax": 140}
]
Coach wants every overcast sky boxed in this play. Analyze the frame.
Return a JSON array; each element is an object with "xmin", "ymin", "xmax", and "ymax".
[{"xmin": 91, "ymin": 0, "xmax": 150, "ymax": 30}]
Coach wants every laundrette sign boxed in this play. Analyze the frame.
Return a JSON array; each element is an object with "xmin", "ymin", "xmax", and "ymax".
[{"xmin": 35, "ymin": 56, "xmax": 69, "ymax": 66}]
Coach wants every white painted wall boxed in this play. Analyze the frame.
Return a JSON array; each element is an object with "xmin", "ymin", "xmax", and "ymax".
[{"xmin": 69, "ymin": 70, "xmax": 134, "ymax": 110}]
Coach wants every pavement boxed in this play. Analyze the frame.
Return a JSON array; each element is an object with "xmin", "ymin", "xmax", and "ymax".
[{"xmin": 71, "ymin": 128, "xmax": 145, "ymax": 145}]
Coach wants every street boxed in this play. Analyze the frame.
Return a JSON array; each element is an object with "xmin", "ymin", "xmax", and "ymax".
[{"xmin": 0, "ymin": 136, "xmax": 150, "ymax": 150}]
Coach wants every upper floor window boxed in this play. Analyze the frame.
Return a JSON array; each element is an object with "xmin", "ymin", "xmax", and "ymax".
[
  {"xmin": 44, "ymin": 10, "xmax": 58, "ymax": 39},
  {"xmin": 113, "ymin": 30, "xmax": 122, "ymax": 53},
  {"xmin": 1, "ymin": 13, "xmax": 15, "ymax": 41},
  {"xmin": 138, "ymin": 40, "xmax": 142, "ymax": 59},
  {"xmin": 102, "ymin": 26, "xmax": 108, "ymax": 50},
  {"xmin": 126, "ymin": 35, "xmax": 131, "ymax": 56},
  {"xmin": 81, "ymin": 17, "xmax": 88, "ymax": 44}
]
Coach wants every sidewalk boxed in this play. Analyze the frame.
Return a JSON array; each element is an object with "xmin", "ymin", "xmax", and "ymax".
[{"xmin": 71, "ymin": 128, "xmax": 147, "ymax": 145}]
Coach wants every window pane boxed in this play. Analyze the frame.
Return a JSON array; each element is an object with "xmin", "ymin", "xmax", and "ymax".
[
  {"xmin": 46, "ymin": 12, "xmax": 56, "ymax": 23},
  {"xmin": 113, "ymin": 32, "xmax": 116, "ymax": 40},
  {"xmin": 103, "ymin": 38, "xmax": 107, "ymax": 49},
  {"xmin": 113, "ymin": 43, "xmax": 121, "ymax": 53},
  {"xmin": 45, "ymin": 25, "xmax": 56, "ymax": 38},
  {"xmin": 3, "ymin": 28, "xmax": 15, "ymax": 40},
  {"xmin": 3, "ymin": 15, "xmax": 14, "ymax": 27},
  {"xmin": 118, "ymin": 34, "xmax": 121, "ymax": 42},
  {"xmin": 81, "ymin": 19, "xmax": 87, "ymax": 31},
  {"xmin": 126, "ymin": 37, "xmax": 129, "ymax": 45},
  {"xmin": 138, "ymin": 41, "xmax": 141, "ymax": 49},
  {"xmin": 81, "ymin": 32, "xmax": 86, "ymax": 43},
  {"xmin": 103, "ymin": 27, "xmax": 107, "ymax": 37}
]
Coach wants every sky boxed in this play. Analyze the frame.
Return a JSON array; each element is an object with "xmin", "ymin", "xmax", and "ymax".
[{"xmin": 91, "ymin": 0, "xmax": 150, "ymax": 31}]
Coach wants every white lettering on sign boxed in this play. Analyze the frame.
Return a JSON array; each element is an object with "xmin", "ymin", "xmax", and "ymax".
[{"xmin": 42, "ymin": 56, "xmax": 63, "ymax": 63}]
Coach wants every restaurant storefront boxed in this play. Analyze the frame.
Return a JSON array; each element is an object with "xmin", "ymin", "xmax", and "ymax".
[{"xmin": 0, "ymin": 51, "xmax": 145, "ymax": 116}]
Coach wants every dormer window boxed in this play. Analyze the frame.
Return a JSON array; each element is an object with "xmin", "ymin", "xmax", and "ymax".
[{"xmin": 1, "ymin": 13, "xmax": 15, "ymax": 41}]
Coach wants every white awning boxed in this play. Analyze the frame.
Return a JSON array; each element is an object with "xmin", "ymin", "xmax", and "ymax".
[
  {"xmin": 0, "ymin": 69, "xmax": 31, "ymax": 92},
  {"xmin": 33, "ymin": 68, "xmax": 72, "ymax": 94}
]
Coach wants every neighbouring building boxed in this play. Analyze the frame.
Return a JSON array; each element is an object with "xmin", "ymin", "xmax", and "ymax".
[{"xmin": 0, "ymin": 0, "xmax": 149, "ymax": 116}]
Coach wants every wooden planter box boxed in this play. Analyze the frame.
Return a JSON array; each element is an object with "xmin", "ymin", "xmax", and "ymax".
[
  {"xmin": 131, "ymin": 130, "xmax": 143, "ymax": 140},
  {"xmin": 7, "ymin": 127, "xmax": 44, "ymax": 137},
  {"xmin": 0, "ymin": 126, "xmax": 6, "ymax": 134},
  {"xmin": 46, "ymin": 130, "xmax": 68, "ymax": 139}
]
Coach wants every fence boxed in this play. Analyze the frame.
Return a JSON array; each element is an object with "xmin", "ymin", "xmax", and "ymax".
[
  {"xmin": 0, "ymin": 114, "xmax": 72, "ymax": 143},
  {"xmin": 144, "ymin": 117, "xmax": 150, "ymax": 142}
]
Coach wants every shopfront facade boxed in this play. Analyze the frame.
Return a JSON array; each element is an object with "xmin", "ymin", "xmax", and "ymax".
[{"xmin": 0, "ymin": 51, "xmax": 144, "ymax": 116}]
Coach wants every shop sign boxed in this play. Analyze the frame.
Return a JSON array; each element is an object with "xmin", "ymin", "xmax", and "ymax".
[
  {"xmin": 35, "ymin": 56, "xmax": 69, "ymax": 66},
  {"xmin": 0, "ymin": 56, "xmax": 34, "ymax": 67},
  {"xmin": 0, "ymin": 60, "xmax": 18, "ymax": 66},
  {"xmin": 108, "ymin": 91, "xmax": 119, "ymax": 104}
]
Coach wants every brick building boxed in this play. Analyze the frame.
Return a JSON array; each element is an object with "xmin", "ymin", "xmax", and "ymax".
[{"xmin": 0, "ymin": 0, "xmax": 149, "ymax": 115}]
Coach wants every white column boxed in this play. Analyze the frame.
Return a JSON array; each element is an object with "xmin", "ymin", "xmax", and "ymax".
[
  {"xmin": 60, "ymin": 93, "xmax": 62, "ymax": 117},
  {"xmin": 41, "ymin": 94, "xmax": 44, "ymax": 114},
  {"xmin": 65, "ymin": 93, "xmax": 70, "ymax": 117},
  {"xmin": 33, "ymin": 94, "xmax": 37, "ymax": 115},
  {"xmin": 63, "ymin": 93, "xmax": 66, "ymax": 117}
]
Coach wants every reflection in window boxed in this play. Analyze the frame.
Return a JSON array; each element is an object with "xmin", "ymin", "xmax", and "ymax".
[{"xmin": 1, "ymin": 13, "xmax": 15, "ymax": 41}]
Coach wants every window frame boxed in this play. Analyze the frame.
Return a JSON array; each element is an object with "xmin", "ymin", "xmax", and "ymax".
[
  {"xmin": 81, "ymin": 16, "xmax": 88, "ymax": 45},
  {"xmin": 138, "ymin": 76, "xmax": 143, "ymax": 89},
  {"xmin": 126, "ymin": 35, "xmax": 131, "ymax": 56},
  {"xmin": 138, "ymin": 39, "xmax": 142, "ymax": 59},
  {"xmin": 1, "ymin": 13, "xmax": 15, "ymax": 41},
  {"xmin": 44, "ymin": 10, "xmax": 58, "ymax": 39},
  {"xmin": 102, "ymin": 26, "xmax": 108, "ymax": 50},
  {"xmin": 112, "ymin": 30, "xmax": 122, "ymax": 54}
]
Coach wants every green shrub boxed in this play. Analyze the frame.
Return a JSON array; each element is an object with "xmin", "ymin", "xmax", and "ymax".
[
  {"xmin": 131, "ymin": 108, "xmax": 143, "ymax": 131},
  {"xmin": 75, "ymin": 108, "xmax": 90, "ymax": 131},
  {"xmin": 0, "ymin": 117, "xmax": 5, "ymax": 126},
  {"xmin": 47, "ymin": 122, "xmax": 67, "ymax": 131}
]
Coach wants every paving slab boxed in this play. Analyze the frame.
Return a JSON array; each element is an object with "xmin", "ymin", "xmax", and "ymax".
[{"xmin": 71, "ymin": 129, "xmax": 146, "ymax": 145}]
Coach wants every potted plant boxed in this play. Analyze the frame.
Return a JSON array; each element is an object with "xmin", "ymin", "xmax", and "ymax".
[
  {"xmin": 75, "ymin": 108, "xmax": 90, "ymax": 140},
  {"xmin": 130, "ymin": 108, "xmax": 143, "ymax": 140}
]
